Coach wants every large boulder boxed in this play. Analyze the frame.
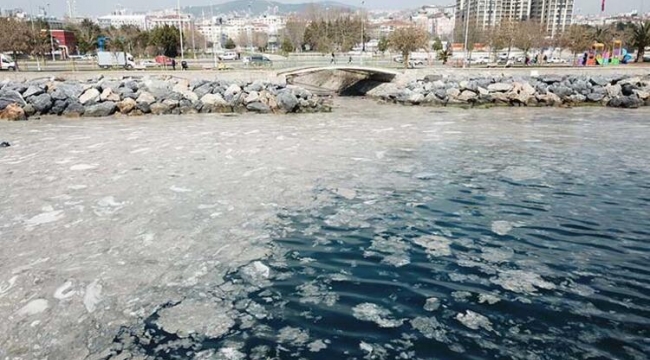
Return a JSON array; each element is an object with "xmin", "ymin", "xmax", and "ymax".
[
  {"xmin": 605, "ymin": 84, "xmax": 622, "ymax": 98},
  {"xmin": 246, "ymin": 101, "xmax": 271, "ymax": 113},
  {"xmin": 123, "ymin": 80, "xmax": 140, "ymax": 92},
  {"xmin": 117, "ymin": 98, "xmax": 137, "ymax": 114},
  {"xmin": 276, "ymin": 90, "xmax": 299, "ymax": 113},
  {"xmin": 54, "ymin": 82, "xmax": 84, "ymax": 99},
  {"xmin": 50, "ymin": 100, "xmax": 68, "ymax": 115},
  {"xmin": 84, "ymin": 102, "xmax": 117, "ymax": 117},
  {"xmin": 63, "ymin": 100, "xmax": 85, "ymax": 117},
  {"xmin": 457, "ymin": 90, "xmax": 478, "ymax": 102},
  {"xmin": 150, "ymin": 102, "xmax": 173, "ymax": 115},
  {"xmin": 193, "ymin": 83, "xmax": 214, "ymax": 98},
  {"xmin": 0, "ymin": 89, "xmax": 26, "ymax": 110},
  {"xmin": 244, "ymin": 91, "xmax": 260, "ymax": 104},
  {"xmin": 118, "ymin": 87, "xmax": 136, "ymax": 99},
  {"xmin": 23, "ymin": 85, "xmax": 45, "ymax": 99},
  {"xmin": 79, "ymin": 88, "xmax": 101, "ymax": 105},
  {"xmin": 200, "ymin": 93, "xmax": 228, "ymax": 107},
  {"xmin": 0, "ymin": 103, "xmax": 26, "ymax": 120},
  {"xmin": 136, "ymin": 92, "xmax": 156, "ymax": 105},
  {"xmin": 586, "ymin": 92, "xmax": 605, "ymax": 102},
  {"xmin": 31, "ymin": 93, "xmax": 53, "ymax": 114},
  {"xmin": 539, "ymin": 75, "xmax": 563, "ymax": 84},
  {"xmin": 487, "ymin": 83, "xmax": 513, "ymax": 92},
  {"xmin": 224, "ymin": 84, "xmax": 242, "ymax": 99},
  {"xmin": 50, "ymin": 88, "xmax": 69, "ymax": 101},
  {"xmin": 100, "ymin": 88, "xmax": 120, "ymax": 102}
]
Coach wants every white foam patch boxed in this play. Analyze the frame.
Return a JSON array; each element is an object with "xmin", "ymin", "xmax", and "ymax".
[
  {"xmin": 25, "ymin": 210, "xmax": 65, "ymax": 227},
  {"xmin": 411, "ymin": 316, "xmax": 449, "ymax": 342},
  {"xmin": 83, "ymin": 280, "xmax": 103, "ymax": 313},
  {"xmin": 413, "ymin": 235, "xmax": 452, "ymax": 257},
  {"xmin": 424, "ymin": 297, "xmax": 440, "ymax": 311},
  {"xmin": 170, "ymin": 186, "xmax": 192, "ymax": 193},
  {"xmin": 456, "ymin": 310, "xmax": 494, "ymax": 331},
  {"xmin": 70, "ymin": 164, "xmax": 98, "ymax": 171},
  {"xmin": 352, "ymin": 303, "xmax": 405, "ymax": 328},
  {"xmin": 491, "ymin": 221, "xmax": 514, "ymax": 236},
  {"xmin": 17, "ymin": 299, "xmax": 49, "ymax": 316},
  {"xmin": 491, "ymin": 269, "xmax": 556, "ymax": 294}
]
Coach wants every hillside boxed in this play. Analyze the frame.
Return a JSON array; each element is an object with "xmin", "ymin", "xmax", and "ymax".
[{"xmin": 182, "ymin": 0, "xmax": 355, "ymax": 17}]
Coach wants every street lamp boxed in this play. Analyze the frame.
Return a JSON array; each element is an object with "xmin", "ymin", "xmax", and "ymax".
[
  {"xmin": 47, "ymin": 3, "xmax": 55, "ymax": 61},
  {"xmin": 177, "ymin": 0, "xmax": 185, "ymax": 61},
  {"xmin": 463, "ymin": 0, "xmax": 471, "ymax": 68}
]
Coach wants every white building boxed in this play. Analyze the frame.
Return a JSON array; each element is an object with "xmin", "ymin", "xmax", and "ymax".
[
  {"xmin": 97, "ymin": 14, "xmax": 148, "ymax": 30},
  {"xmin": 148, "ymin": 14, "xmax": 193, "ymax": 31}
]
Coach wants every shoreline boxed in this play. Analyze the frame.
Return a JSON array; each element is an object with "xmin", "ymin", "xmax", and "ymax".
[{"xmin": 2, "ymin": 69, "xmax": 650, "ymax": 121}]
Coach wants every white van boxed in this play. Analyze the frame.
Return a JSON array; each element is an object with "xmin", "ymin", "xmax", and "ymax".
[
  {"xmin": 220, "ymin": 52, "xmax": 238, "ymax": 61},
  {"xmin": 0, "ymin": 54, "xmax": 17, "ymax": 71}
]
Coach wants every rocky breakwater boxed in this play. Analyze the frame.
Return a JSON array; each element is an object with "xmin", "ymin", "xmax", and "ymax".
[
  {"xmin": 0, "ymin": 75, "xmax": 330, "ymax": 121},
  {"xmin": 378, "ymin": 74, "xmax": 650, "ymax": 108}
]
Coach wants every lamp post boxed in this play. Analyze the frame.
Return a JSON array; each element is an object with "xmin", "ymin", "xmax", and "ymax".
[
  {"xmin": 360, "ymin": 0, "xmax": 365, "ymax": 65},
  {"xmin": 463, "ymin": 0, "xmax": 471, "ymax": 68},
  {"xmin": 47, "ymin": 3, "xmax": 55, "ymax": 61},
  {"xmin": 29, "ymin": 2, "xmax": 42, "ymax": 71},
  {"xmin": 177, "ymin": 0, "xmax": 185, "ymax": 61}
]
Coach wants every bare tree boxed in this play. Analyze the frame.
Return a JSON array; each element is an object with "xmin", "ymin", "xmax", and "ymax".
[
  {"xmin": 252, "ymin": 32, "xmax": 268, "ymax": 52},
  {"xmin": 560, "ymin": 25, "xmax": 594, "ymax": 62},
  {"xmin": 513, "ymin": 21, "xmax": 545, "ymax": 56},
  {"xmin": 283, "ymin": 17, "xmax": 306, "ymax": 51},
  {"xmin": 388, "ymin": 26, "xmax": 429, "ymax": 68}
]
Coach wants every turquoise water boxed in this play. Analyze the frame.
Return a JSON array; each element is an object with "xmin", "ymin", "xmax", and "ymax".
[{"xmin": 113, "ymin": 108, "xmax": 650, "ymax": 359}]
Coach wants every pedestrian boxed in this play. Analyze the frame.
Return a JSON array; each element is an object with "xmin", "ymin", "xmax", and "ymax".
[
  {"xmin": 171, "ymin": 58, "xmax": 176, "ymax": 71},
  {"xmin": 582, "ymin": 52, "xmax": 588, "ymax": 66},
  {"xmin": 330, "ymin": 52, "xmax": 335, "ymax": 64},
  {"xmin": 525, "ymin": 56, "xmax": 530, "ymax": 66},
  {"xmin": 348, "ymin": 56, "xmax": 352, "ymax": 64}
]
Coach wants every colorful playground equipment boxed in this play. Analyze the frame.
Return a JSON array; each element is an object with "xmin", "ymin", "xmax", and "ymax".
[{"xmin": 586, "ymin": 40, "xmax": 633, "ymax": 66}]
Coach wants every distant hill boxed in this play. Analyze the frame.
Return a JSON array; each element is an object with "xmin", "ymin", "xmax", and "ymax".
[{"xmin": 183, "ymin": 0, "xmax": 355, "ymax": 18}]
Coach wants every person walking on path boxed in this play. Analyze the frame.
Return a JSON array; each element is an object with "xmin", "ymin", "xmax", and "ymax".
[
  {"xmin": 330, "ymin": 52, "xmax": 336, "ymax": 64},
  {"xmin": 171, "ymin": 58, "xmax": 176, "ymax": 71}
]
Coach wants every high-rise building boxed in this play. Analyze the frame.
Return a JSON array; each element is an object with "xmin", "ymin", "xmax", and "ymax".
[
  {"xmin": 455, "ymin": 0, "xmax": 573, "ymax": 37},
  {"xmin": 530, "ymin": 0, "xmax": 574, "ymax": 37}
]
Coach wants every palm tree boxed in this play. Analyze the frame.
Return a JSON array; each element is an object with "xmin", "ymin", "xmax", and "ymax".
[
  {"xmin": 592, "ymin": 25, "xmax": 611, "ymax": 45},
  {"xmin": 629, "ymin": 21, "xmax": 650, "ymax": 63}
]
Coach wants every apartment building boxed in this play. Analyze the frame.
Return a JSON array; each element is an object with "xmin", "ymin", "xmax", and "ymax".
[{"xmin": 455, "ymin": 0, "xmax": 572, "ymax": 36}]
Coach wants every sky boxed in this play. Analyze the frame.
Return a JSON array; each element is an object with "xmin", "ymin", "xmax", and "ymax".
[{"xmin": 2, "ymin": 0, "xmax": 645, "ymax": 17}]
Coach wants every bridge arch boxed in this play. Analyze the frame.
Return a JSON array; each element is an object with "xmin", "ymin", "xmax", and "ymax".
[{"xmin": 278, "ymin": 65, "xmax": 400, "ymax": 82}]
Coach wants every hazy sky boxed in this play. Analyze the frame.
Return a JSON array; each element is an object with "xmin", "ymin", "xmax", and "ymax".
[{"xmin": 3, "ymin": 0, "xmax": 645, "ymax": 17}]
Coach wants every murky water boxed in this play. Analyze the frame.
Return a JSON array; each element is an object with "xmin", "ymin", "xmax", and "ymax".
[{"xmin": 1, "ymin": 100, "xmax": 649, "ymax": 359}]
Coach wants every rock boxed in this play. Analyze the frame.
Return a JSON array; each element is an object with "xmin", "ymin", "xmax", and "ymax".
[
  {"xmin": 100, "ymin": 88, "xmax": 120, "ymax": 102},
  {"xmin": 136, "ymin": 101, "xmax": 151, "ymax": 114},
  {"xmin": 79, "ymin": 88, "xmax": 101, "ymax": 105},
  {"xmin": 117, "ymin": 98, "xmax": 137, "ymax": 114},
  {"xmin": 176, "ymin": 90, "xmax": 198, "ymax": 102},
  {"xmin": 144, "ymin": 79, "xmax": 171, "ymax": 99},
  {"xmin": 487, "ymin": 83, "xmax": 513, "ymax": 92},
  {"xmin": 224, "ymin": 84, "xmax": 242, "ymax": 99},
  {"xmin": 618, "ymin": 76, "xmax": 641, "ymax": 86},
  {"xmin": 51, "ymin": 99, "xmax": 68, "ymax": 115},
  {"xmin": 609, "ymin": 95, "xmax": 642, "ymax": 109},
  {"xmin": 434, "ymin": 89, "xmax": 447, "ymax": 99},
  {"xmin": 123, "ymin": 80, "xmax": 139, "ymax": 92},
  {"xmin": 424, "ymin": 74, "xmax": 443, "ymax": 82},
  {"xmin": 50, "ymin": 89, "xmax": 68, "ymax": 101},
  {"xmin": 31, "ymin": 93, "xmax": 53, "ymax": 114},
  {"xmin": 408, "ymin": 93, "xmax": 425, "ymax": 104},
  {"xmin": 172, "ymin": 82, "xmax": 189, "ymax": 93},
  {"xmin": 23, "ymin": 104, "xmax": 36, "ymax": 116},
  {"xmin": 150, "ymin": 102, "xmax": 172, "ymax": 115},
  {"xmin": 276, "ymin": 90, "xmax": 299, "ymax": 113},
  {"xmin": 118, "ymin": 87, "xmax": 136, "ymax": 99},
  {"xmin": 246, "ymin": 101, "xmax": 271, "ymax": 113},
  {"xmin": 54, "ymin": 82, "xmax": 84, "ymax": 100},
  {"xmin": 245, "ymin": 80, "xmax": 265, "ymax": 92},
  {"xmin": 431, "ymin": 80, "xmax": 446, "ymax": 89},
  {"xmin": 200, "ymin": 93, "xmax": 228, "ymax": 107},
  {"xmin": 586, "ymin": 92, "xmax": 606, "ymax": 102},
  {"xmin": 136, "ymin": 92, "xmax": 156, "ymax": 105},
  {"xmin": 23, "ymin": 85, "xmax": 45, "ymax": 99},
  {"xmin": 0, "ymin": 141, "xmax": 10, "ymax": 147},
  {"xmin": 446, "ymin": 88, "xmax": 461, "ymax": 98},
  {"xmin": 244, "ymin": 91, "xmax": 260, "ymax": 104},
  {"xmin": 99, "ymin": 80, "xmax": 121, "ymax": 92},
  {"xmin": 84, "ymin": 102, "xmax": 117, "ymax": 117},
  {"xmin": 568, "ymin": 94, "xmax": 587, "ymax": 104},
  {"xmin": 621, "ymin": 83, "xmax": 636, "ymax": 96},
  {"xmin": 605, "ymin": 84, "xmax": 622, "ymax": 98},
  {"xmin": 457, "ymin": 90, "xmax": 478, "ymax": 102},
  {"xmin": 63, "ymin": 101, "xmax": 85, "ymax": 117},
  {"xmin": 549, "ymin": 84, "xmax": 573, "ymax": 99},
  {"xmin": 633, "ymin": 89, "xmax": 650, "ymax": 100},
  {"xmin": 190, "ymin": 79, "xmax": 207, "ymax": 90},
  {"xmin": 0, "ymin": 89, "xmax": 26, "ymax": 110},
  {"xmin": 0, "ymin": 103, "xmax": 26, "ymax": 120},
  {"xmin": 193, "ymin": 83, "xmax": 214, "ymax": 98},
  {"xmin": 589, "ymin": 76, "xmax": 610, "ymax": 87},
  {"xmin": 536, "ymin": 92, "xmax": 562, "ymax": 106},
  {"xmin": 162, "ymin": 99, "xmax": 179, "ymax": 109},
  {"xmin": 539, "ymin": 75, "xmax": 563, "ymax": 84}
]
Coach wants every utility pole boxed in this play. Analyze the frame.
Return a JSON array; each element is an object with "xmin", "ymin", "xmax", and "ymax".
[
  {"xmin": 47, "ymin": 3, "xmax": 55, "ymax": 61},
  {"xmin": 463, "ymin": 0, "xmax": 471, "ymax": 68},
  {"xmin": 177, "ymin": 0, "xmax": 185, "ymax": 61},
  {"xmin": 29, "ymin": 2, "xmax": 42, "ymax": 71}
]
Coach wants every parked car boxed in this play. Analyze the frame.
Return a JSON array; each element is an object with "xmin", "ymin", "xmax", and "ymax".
[
  {"xmin": 155, "ymin": 55, "xmax": 173, "ymax": 66},
  {"xmin": 140, "ymin": 60, "xmax": 160, "ymax": 68},
  {"xmin": 547, "ymin": 57, "xmax": 567, "ymax": 64},
  {"xmin": 468, "ymin": 56, "xmax": 490, "ymax": 65},
  {"xmin": 243, "ymin": 55, "xmax": 272, "ymax": 67},
  {"xmin": 219, "ymin": 51, "xmax": 238, "ymax": 61},
  {"xmin": 0, "ymin": 54, "xmax": 17, "ymax": 71}
]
